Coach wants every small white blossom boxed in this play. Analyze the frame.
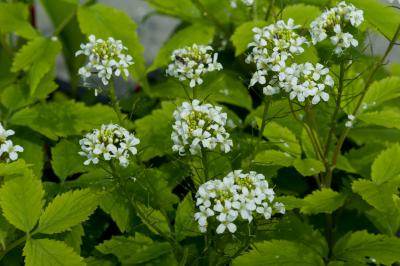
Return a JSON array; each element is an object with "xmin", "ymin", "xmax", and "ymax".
[
  {"xmin": 230, "ymin": 0, "xmax": 254, "ymax": 8},
  {"xmin": 76, "ymin": 35, "xmax": 134, "ymax": 91},
  {"xmin": 79, "ymin": 124, "xmax": 140, "ymax": 168},
  {"xmin": 310, "ymin": 1, "xmax": 364, "ymax": 54},
  {"xmin": 166, "ymin": 44, "xmax": 223, "ymax": 88},
  {"xmin": 171, "ymin": 100, "xmax": 233, "ymax": 156},
  {"xmin": 0, "ymin": 123, "xmax": 23, "ymax": 162},
  {"xmin": 345, "ymin": 114, "xmax": 356, "ymax": 128},
  {"xmin": 194, "ymin": 170, "xmax": 285, "ymax": 234}
]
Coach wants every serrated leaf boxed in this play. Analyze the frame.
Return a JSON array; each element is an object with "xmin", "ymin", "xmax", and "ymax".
[
  {"xmin": 275, "ymin": 196, "xmax": 304, "ymax": 211},
  {"xmin": 233, "ymin": 240, "xmax": 324, "ymax": 266},
  {"xmin": 23, "ymin": 238, "xmax": 85, "ymax": 266},
  {"xmin": 0, "ymin": 3, "xmax": 38, "ymax": 39},
  {"xmin": 63, "ymin": 224, "xmax": 84, "ymax": 253},
  {"xmin": 293, "ymin": 158, "xmax": 325, "ymax": 176},
  {"xmin": 358, "ymin": 109, "xmax": 400, "ymax": 129},
  {"xmin": 77, "ymin": 4, "xmax": 149, "ymax": 92},
  {"xmin": 96, "ymin": 234, "xmax": 171, "ymax": 264},
  {"xmin": 12, "ymin": 37, "xmax": 61, "ymax": 95},
  {"xmin": 100, "ymin": 191, "xmax": 133, "ymax": 233},
  {"xmin": 282, "ymin": 4, "xmax": 321, "ymax": 27},
  {"xmin": 352, "ymin": 179, "xmax": 397, "ymax": 211},
  {"xmin": 254, "ymin": 150, "xmax": 295, "ymax": 167},
  {"xmin": 51, "ymin": 139, "xmax": 87, "ymax": 182},
  {"xmin": 301, "ymin": 188, "xmax": 346, "ymax": 214},
  {"xmin": 148, "ymin": 23, "xmax": 215, "ymax": 72},
  {"xmin": 332, "ymin": 231, "xmax": 400, "ymax": 265},
  {"xmin": 174, "ymin": 193, "xmax": 200, "ymax": 241},
  {"xmin": 135, "ymin": 101, "xmax": 176, "ymax": 161},
  {"xmin": 37, "ymin": 188, "xmax": 98, "ymax": 234},
  {"xmin": 136, "ymin": 203, "xmax": 171, "ymax": 237},
  {"xmin": 371, "ymin": 144, "xmax": 400, "ymax": 184},
  {"xmin": 0, "ymin": 175, "xmax": 44, "ymax": 232},
  {"xmin": 365, "ymin": 196, "xmax": 400, "ymax": 236},
  {"xmin": 363, "ymin": 77, "xmax": 400, "ymax": 107},
  {"xmin": 10, "ymin": 101, "xmax": 118, "ymax": 140},
  {"xmin": 231, "ymin": 20, "xmax": 269, "ymax": 56},
  {"xmin": 258, "ymin": 120, "xmax": 301, "ymax": 156}
]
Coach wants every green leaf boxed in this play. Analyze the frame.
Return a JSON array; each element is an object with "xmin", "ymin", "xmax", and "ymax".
[
  {"xmin": 96, "ymin": 234, "xmax": 171, "ymax": 264},
  {"xmin": 282, "ymin": 4, "xmax": 321, "ymax": 27},
  {"xmin": 134, "ymin": 101, "xmax": 176, "ymax": 161},
  {"xmin": 10, "ymin": 101, "xmax": 118, "ymax": 140},
  {"xmin": 332, "ymin": 231, "xmax": 400, "ymax": 265},
  {"xmin": 24, "ymin": 238, "xmax": 84, "ymax": 266},
  {"xmin": 136, "ymin": 203, "xmax": 171, "ymax": 237},
  {"xmin": 293, "ymin": 158, "xmax": 325, "ymax": 176},
  {"xmin": 13, "ymin": 132, "xmax": 45, "ymax": 178},
  {"xmin": 63, "ymin": 224, "xmax": 84, "ymax": 253},
  {"xmin": 0, "ymin": 3, "xmax": 38, "ymax": 39},
  {"xmin": 254, "ymin": 150, "xmax": 295, "ymax": 167},
  {"xmin": 259, "ymin": 120, "xmax": 301, "ymax": 156},
  {"xmin": 371, "ymin": 144, "xmax": 400, "ymax": 184},
  {"xmin": 363, "ymin": 77, "xmax": 400, "ymax": 107},
  {"xmin": 146, "ymin": 0, "xmax": 201, "ymax": 22},
  {"xmin": 100, "ymin": 191, "xmax": 133, "ymax": 233},
  {"xmin": 149, "ymin": 71, "xmax": 253, "ymax": 110},
  {"xmin": 231, "ymin": 20, "xmax": 269, "ymax": 56},
  {"xmin": 11, "ymin": 37, "xmax": 61, "ymax": 95},
  {"xmin": 233, "ymin": 240, "xmax": 324, "ymax": 266},
  {"xmin": 148, "ymin": 23, "xmax": 215, "ymax": 72},
  {"xmin": 0, "ymin": 175, "xmax": 44, "ymax": 232},
  {"xmin": 276, "ymin": 196, "xmax": 304, "ymax": 211},
  {"xmin": 37, "ymin": 188, "xmax": 98, "ymax": 234},
  {"xmin": 301, "ymin": 188, "xmax": 346, "ymax": 215},
  {"xmin": 349, "ymin": 126, "xmax": 400, "ymax": 146},
  {"xmin": 348, "ymin": 0, "xmax": 400, "ymax": 39},
  {"xmin": 174, "ymin": 193, "xmax": 200, "ymax": 241},
  {"xmin": 352, "ymin": 179, "xmax": 397, "ymax": 211},
  {"xmin": 365, "ymin": 196, "xmax": 400, "ymax": 236},
  {"xmin": 358, "ymin": 108, "xmax": 400, "ymax": 129},
  {"xmin": 51, "ymin": 139, "xmax": 87, "ymax": 182},
  {"xmin": 77, "ymin": 3, "xmax": 149, "ymax": 92}
]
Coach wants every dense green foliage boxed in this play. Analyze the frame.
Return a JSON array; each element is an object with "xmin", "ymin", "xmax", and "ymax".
[{"xmin": 0, "ymin": 0, "xmax": 399, "ymax": 265}]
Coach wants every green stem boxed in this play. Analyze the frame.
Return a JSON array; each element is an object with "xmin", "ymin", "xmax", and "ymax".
[
  {"xmin": 0, "ymin": 235, "xmax": 27, "ymax": 262},
  {"xmin": 201, "ymin": 149, "xmax": 209, "ymax": 183},
  {"xmin": 52, "ymin": 0, "xmax": 93, "ymax": 36},
  {"xmin": 324, "ymin": 61, "xmax": 345, "ymax": 158},
  {"xmin": 257, "ymin": 96, "xmax": 271, "ymax": 143},
  {"xmin": 265, "ymin": 0, "xmax": 275, "ymax": 21},
  {"xmin": 193, "ymin": 85, "xmax": 198, "ymax": 100},
  {"xmin": 109, "ymin": 80, "xmax": 123, "ymax": 125},
  {"xmin": 327, "ymin": 24, "xmax": 400, "ymax": 187},
  {"xmin": 252, "ymin": 0, "xmax": 259, "ymax": 20}
]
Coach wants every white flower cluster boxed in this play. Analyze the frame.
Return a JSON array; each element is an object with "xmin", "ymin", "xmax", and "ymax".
[
  {"xmin": 230, "ymin": 0, "xmax": 254, "ymax": 8},
  {"xmin": 246, "ymin": 19, "xmax": 308, "ymax": 95},
  {"xmin": 75, "ymin": 35, "xmax": 134, "ymax": 87},
  {"xmin": 310, "ymin": 1, "xmax": 364, "ymax": 54},
  {"xmin": 166, "ymin": 44, "xmax": 223, "ymax": 88},
  {"xmin": 171, "ymin": 100, "xmax": 233, "ymax": 156},
  {"xmin": 285, "ymin": 62, "xmax": 334, "ymax": 104},
  {"xmin": 79, "ymin": 124, "xmax": 140, "ymax": 168},
  {"xmin": 194, "ymin": 170, "xmax": 285, "ymax": 234},
  {"xmin": 0, "ymin": 123, "xmax": 23, "ymax": 162}
]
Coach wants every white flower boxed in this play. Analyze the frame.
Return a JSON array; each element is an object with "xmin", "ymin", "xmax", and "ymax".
[
  {"xmin": 230, "ymin": 0, "xmax": 254, "ymax": 8},
  {"xmin": 76, "ymin": 35, "xmax": 134, "ymax": 90},
  {"xmin": 194, "ymin": 170, "xmax": 285, "ymax": 234},
  {"xmin": 0, "ymin": 123, "xmax": 23, "ymax": 163},
  {"xmin": 79, "ymin": 124, "xmax": 140, "ymax": 168},
  {"xmin": 247, "ymin": 19, "xmax": 308, "ymax": 96},
  {"xmin": 345, "ymin": 114, "xmax": 356, "ymax": 128},
  {"xmin": 171, "ymin": 100, "xmax": 233, "ymax": 156},
  {"xmin": 166, "ymin": 44, "xmax": 223, "ymax": 88},
  {"xmin": 310, "ymin": 2, "xmax": 363, "ymax": 54}
]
